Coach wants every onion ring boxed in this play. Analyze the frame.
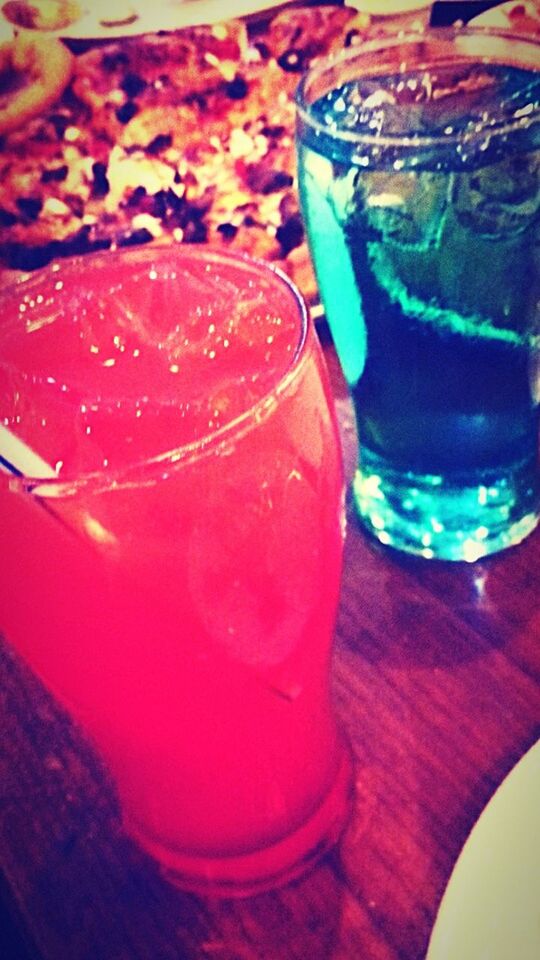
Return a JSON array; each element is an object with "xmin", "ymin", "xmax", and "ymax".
[
  {"xmin": 0, "ymin": 32, "xmax": 73, "ymax": 135},
  {"xmin": 2, "ymin": 1, "xmax": 81, "ymax": 32}
]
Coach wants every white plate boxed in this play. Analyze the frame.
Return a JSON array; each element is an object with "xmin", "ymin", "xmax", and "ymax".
[
  {"xmin": 470, "ymin": 0, "xmax": 540, "ymax": 32},
  {"xmin": 0, "ymin": 0, "xmax": 296, "ymax": 40},
  {"xmin": 347, "ymin": 0, "xmax": 431, "ymax": 15},
  {"xmin": 427, "ymin": 739, "xmax": 540, "ymax": 960}
]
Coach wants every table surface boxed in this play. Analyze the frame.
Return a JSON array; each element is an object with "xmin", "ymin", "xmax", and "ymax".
[{"xmin": 0, "ymin": 334, "xmax": 539, "ymax": 960}]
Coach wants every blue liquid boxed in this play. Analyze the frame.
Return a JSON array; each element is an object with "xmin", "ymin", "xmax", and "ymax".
[{"xmin": 297, "ymin": 62, "xmax": 540, "ymax": 559}]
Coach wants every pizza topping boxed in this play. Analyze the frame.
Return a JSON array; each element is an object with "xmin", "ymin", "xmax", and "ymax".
[
  {"xmin": 42, "ymin": 196, "xmax": 71, "ymax": 216},
  {"xmin": 217, "ymin": 222, "xmax": 238, "ymax": 240},
  {"xmin": 41, "ymin": 164, "xmax": 68, "ymax": 182},
  {"xmin": 508, "ymin": 2, "xmax": 540, "ymax": 34},
  {"xmin": 119, "ymin": 72, "xmax": 146, "ymax": 98},
  {"xmin": 146, "ymin": 133, "xmax": 173, "ymax": 156},
  {"xmin": 91, "ymin": 162, "xmax": 110, "ymax": 197},
  {"xmin": 130, "ymin": 211, "xmax": 163, "ymax": 238},
  {"xmin": 225, "ymin": 74, "xmax": 249, "ymax": 100},
  {"xmin": 244, "ymin": 163, "xmax": 293, "ymax": 195},
  {"xmin": 16, "ymin": 196, "xmax": 43, "ymax": 219},
  {"xmin": 0, "ymin": 208, "xmax": 17, "ymax": 226},
  {"xmin": 276, "ymin": 213, "xmax": 304, "ymax": 255},
  {"xmin": 277, "ymin": 49, "xmax": 308, "ymax": 73},
  {"xmin": 115, "ymin": 100, "xmax": 138, "ymax": 124}
]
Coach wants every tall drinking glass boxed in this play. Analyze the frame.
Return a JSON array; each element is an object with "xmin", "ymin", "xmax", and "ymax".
[
  {"xmin": 296, "ymin": 29, "xmax": 540, "ymax": 561},
  {"xmin": 0, "ymin": 246, "xmax": 351, "ymax": 896}
]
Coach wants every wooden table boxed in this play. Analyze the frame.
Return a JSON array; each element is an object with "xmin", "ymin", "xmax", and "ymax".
[{"xmin": 0, "ymin": 334, "xmax": 538, "ymax": 960}]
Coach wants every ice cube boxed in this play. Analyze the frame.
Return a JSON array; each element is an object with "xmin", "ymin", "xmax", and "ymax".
[
  {"xmin": 358, "ymin": 168, "xmax": 451, "ymax": 249},
  {"xmin": 454, "ymin": 153, "xmax": 539, "ymax": 239}
]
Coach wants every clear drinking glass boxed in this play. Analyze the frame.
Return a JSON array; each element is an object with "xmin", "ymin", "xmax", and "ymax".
[
  {"xmin": 296, "ymin": 28, "xmax": 540, "ymax": 561},
  {"xmin": 0, "ymin": 246, "xmax": 351, "ymax": 896}
]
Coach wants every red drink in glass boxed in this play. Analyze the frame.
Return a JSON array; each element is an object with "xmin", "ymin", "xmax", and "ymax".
[{"xmin": 0, "ymin": 246, "xmax": 350, "ymax": 895}]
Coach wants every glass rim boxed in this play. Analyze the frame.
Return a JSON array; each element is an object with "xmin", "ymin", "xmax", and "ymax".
[
  {"xmin": 295, "ymin": 25, "xmax": 540, "ymax": 151},
  {"xmin": 0, "ymin": 245, "xmax": 310, "ymax": 495}
]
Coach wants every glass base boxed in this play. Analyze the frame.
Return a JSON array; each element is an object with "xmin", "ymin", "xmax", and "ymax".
[
  {"xmin": 353, "ymin": 446, "xmax": 539, "ymax": 562},
  {"xmin": 125, "ymin": 746, "xmax": 353, "ymax": 898}
]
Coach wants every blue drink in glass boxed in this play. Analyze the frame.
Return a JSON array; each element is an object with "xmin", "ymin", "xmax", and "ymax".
[{"xmin": 296, "ymin": 30, "xmax": 540, "ymax": 560}]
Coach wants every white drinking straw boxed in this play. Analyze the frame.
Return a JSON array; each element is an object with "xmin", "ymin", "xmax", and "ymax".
[{"xmin": 0, "ymin": 423, "xmax": 58, "ymax": 479}]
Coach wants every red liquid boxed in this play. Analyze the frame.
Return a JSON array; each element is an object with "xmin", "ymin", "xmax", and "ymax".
[{"xmin": 0, "ymin": 248, "xmax": 350, "ymax": 894}]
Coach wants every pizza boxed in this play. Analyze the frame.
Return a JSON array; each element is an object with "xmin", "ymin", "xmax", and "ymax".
[
  {"xmin": 0, "ymin": 4, "xmax": 373, "ymax": 301},
  {"xmin": 496, "ymin": 1, "xmax": 540, "ymax": 34},
  {"xmin": 471, "ymin": 1, "xmax": 540, "ymax": 34}
]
